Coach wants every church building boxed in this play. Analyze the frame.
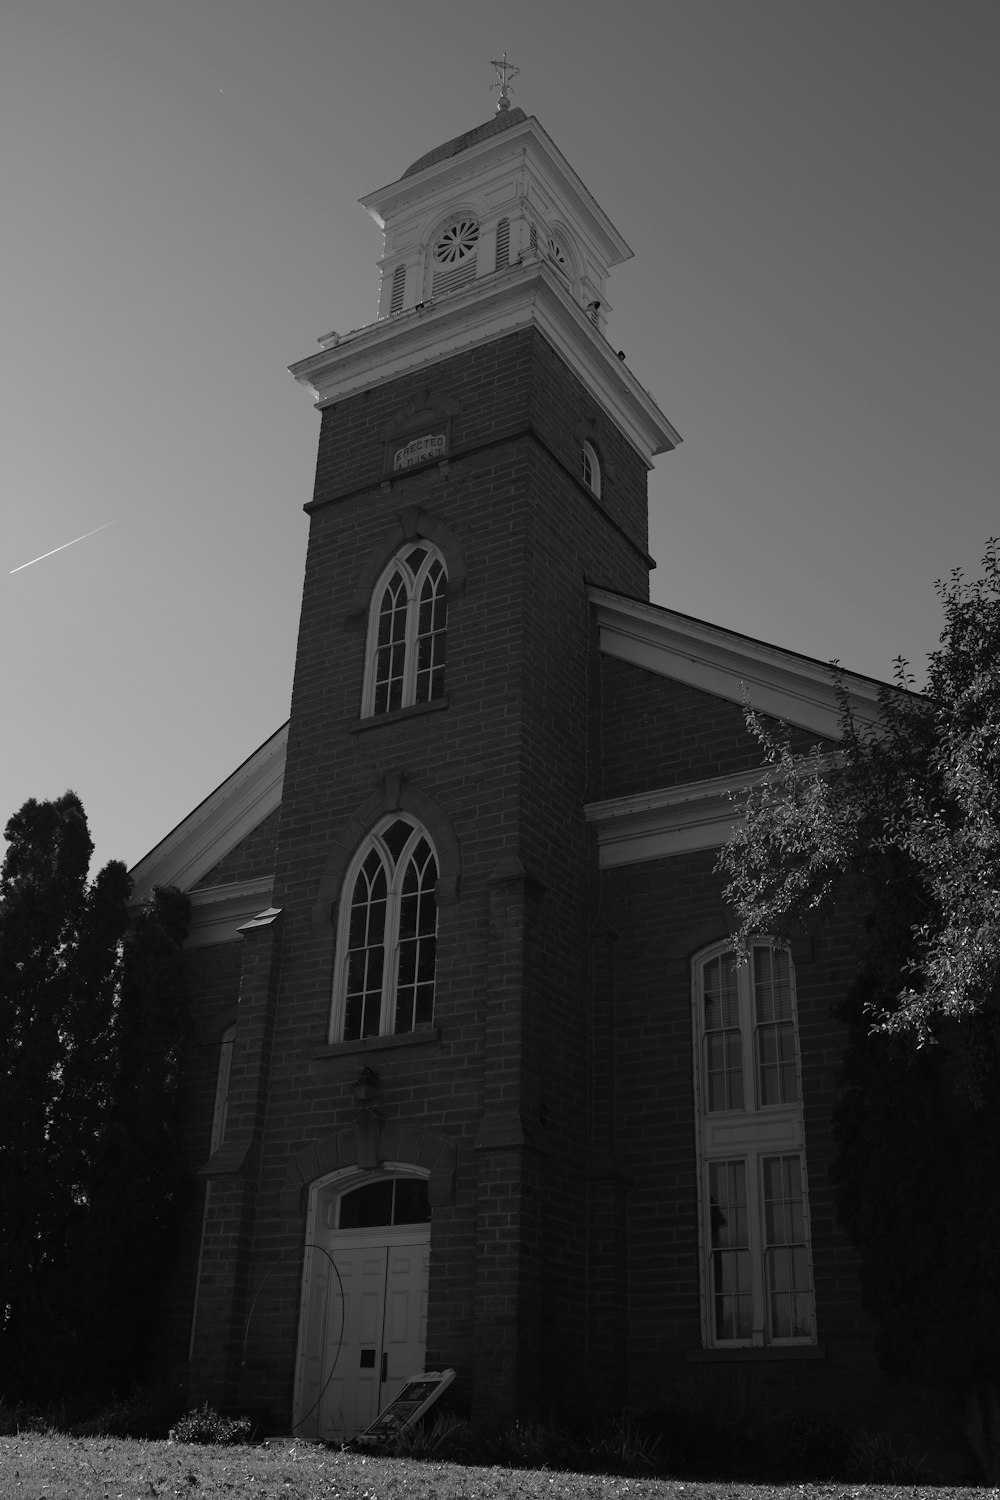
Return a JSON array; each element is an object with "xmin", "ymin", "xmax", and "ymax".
[{"xmin": 130, "ymin": 90, "xmax": 925, "ymax": 1446}]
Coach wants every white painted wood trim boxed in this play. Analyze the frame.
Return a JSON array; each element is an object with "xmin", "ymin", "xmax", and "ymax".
[
  {"xmin": 362, "ymin": 114, "xmax": 633, "ymax": 269},
  {"xmin": 185, "ymin": 879, "xmax": 275, "ymax": 948},
  {"xmin": 586, "ymin": 770, "xmax": 756, "ymax": 866},
  {"xmin": 128, "ymin": 725, "xmax": 287, "ymax": 902},
  {"xmin": 591, "ymin": 587, "xmax": 884, "ymax": 739},
  {"xmin": 291, "ymin": 263, "xmax": 680, "ymax": 466}
]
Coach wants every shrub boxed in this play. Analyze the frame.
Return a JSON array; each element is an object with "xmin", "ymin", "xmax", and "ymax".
[
  {"xmin": 170, "ymin": 1403, "xmax": 254, "ymax": 1445},
  {"xmin": 847, "ymin": 1428, "xmax": 929, "ymax": 1483},
  {"xmin": 765, "ymin": 1413, "xmax": 852, "ymax": 1479},
  {"xmin": 586, "ymin": 1411, "xmax": 662, "ymax": 1474},
  {"xmin": 377, "ymin": 1411, "xmax": 477, "ymax": 1460}
]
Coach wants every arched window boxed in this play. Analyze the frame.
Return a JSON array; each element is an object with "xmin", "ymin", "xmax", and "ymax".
[
  {"xmin": 581, "ymin": 440, "xmax": 601, "ymax": 497},
  {"xmin": 363, "ymin": 543, "xmax": 447, "ymax": 717},
  {"xmin": 692, "ymin": 940, "xmax": 815, "ymax": 1347},
  {"xmin": 331, "ymin": 816, "xmax": 438, "ymax": 1043},
  {"xmin": 337, "ymin": 1174, "xmax": 431, "ymax": 1228}
]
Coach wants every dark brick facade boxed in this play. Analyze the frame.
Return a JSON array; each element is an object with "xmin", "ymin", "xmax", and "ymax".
[{"xmin": 159, "ymin": 319, "xmax": 950, "ymax": 1457}]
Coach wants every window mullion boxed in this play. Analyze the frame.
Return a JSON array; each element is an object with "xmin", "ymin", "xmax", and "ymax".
[
  {"xmin": 740, "ymin": 958, "xmax": 757, "ymax": 1111},
  {"xmin": 401, "ymin": 571, "xmax": 421, "ymax": 707},
  {"xmin": 381, "ymin": 855, "xmax": 404, "ymax": 1034},
  {"xmin": 748, "ymin": 1147, "xmax": 768, "ymax": 1345}
]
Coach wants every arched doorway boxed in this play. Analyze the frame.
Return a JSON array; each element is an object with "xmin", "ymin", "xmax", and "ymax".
[{"xmin": 293, "ymin": 1168, "xmax": 431, "ymax": 1441}]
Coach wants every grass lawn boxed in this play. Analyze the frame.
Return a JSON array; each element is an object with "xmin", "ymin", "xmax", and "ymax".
[{"xmin": 0, "ymin": 1436, "xmax": 987, "ymax": 1500}]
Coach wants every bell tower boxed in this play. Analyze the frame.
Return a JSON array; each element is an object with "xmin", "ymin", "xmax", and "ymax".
[{"xmin": 227, "ymin": 87, "xmax": 681, "ymax": 1433}]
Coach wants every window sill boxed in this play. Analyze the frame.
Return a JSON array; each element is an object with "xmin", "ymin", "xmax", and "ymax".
[
  {"xmin": 312, "ymin": 1028, "xmax": 441, "ymax": 1060},
  {"xmin": 350, "ymin": 697, "xmax": 449, "ymax": 734},
  {"xmin": 687, "ymin": 1345, "xmax": 826, "ymax": 1363}
]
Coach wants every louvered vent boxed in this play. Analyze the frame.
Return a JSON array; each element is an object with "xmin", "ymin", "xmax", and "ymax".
[
  {"xmin": 495, "ymin": 217, "xmax": 510, "ymax": 271},
  {"xmin": 431, "ymin": 217, "xmax": 480, "ymax": 299},
  {"xmin": 529, "ymin": 223, "xmax": 538, "ymax": 253},
  {"xmin": 433, "ymin": 260, "xmax": 477, "ymax": 297},
  {"xmin": 389, "ymin": 264, "xmax": 406, "ymax": 315}
]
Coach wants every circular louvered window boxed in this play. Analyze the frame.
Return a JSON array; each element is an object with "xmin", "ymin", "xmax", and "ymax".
[{"xmin": 434, "ymin": 219, "xmax": 480, "ymax": 265}]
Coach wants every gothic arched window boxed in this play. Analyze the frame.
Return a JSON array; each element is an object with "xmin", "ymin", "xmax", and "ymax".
[
  {"xmin": 331, "ymin": 817, "xmax": 439, "ymax": 1043},
  {"xmin": 363, "ymin": 544, "xmax": 447, "ymax": 717}
]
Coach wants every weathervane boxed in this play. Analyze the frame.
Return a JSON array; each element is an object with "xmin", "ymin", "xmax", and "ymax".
[{"xmin": 490, "ymin": 52, "xmax": 519, "ymax": 112}]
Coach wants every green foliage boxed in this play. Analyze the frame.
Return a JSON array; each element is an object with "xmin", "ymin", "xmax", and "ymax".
[
  {"xmin": 718, "ymin": 543, "xmax": 1000, "ymax": 1475},
  {"xmin": 171, "ymin": 1404, "xmax": 255, "ymax": 1445},
  {"xmin": 719, "ymin": 538, "xmax": 1000, "ymax": 1044},
  {"xmin": 585, "ymin": 1412, "xmax": 662, "ymax": 1474},
  {"xmin": 374, "ymin": 1410, "xmax": 476, "ymax": 1460},
  {"xmin": 0, "ymin": 792, "xmax": 191, "ymax": 1403},
  {"xmin": 830, "ymin": 972, "xmax": 1000, "ymax": 1404},
  {"xmin": 846, "ymin": 1429, "xmax": 929, "ymax": 1483},
  {"xmin": 0, "ymin": 1428, "xmax": 968, "ymax": 1496}
]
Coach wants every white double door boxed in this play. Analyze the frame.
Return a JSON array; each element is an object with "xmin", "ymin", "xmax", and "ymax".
[{"xmin": 295, "ymin": 1224, "xmax": 430, "ymax": 1441}]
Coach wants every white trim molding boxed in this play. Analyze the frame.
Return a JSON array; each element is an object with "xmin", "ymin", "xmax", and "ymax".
[
  {"xmin": 291, "ymin": 262, "xmax": 680, "ymax": 468},
  {"xmin": 129, "ymin": 724, "xmax": 287, "ymax": 904},
  {"xmin": 591, "ymin": 588, "xmax": 884, "ymax": 739},
  {"xmin": 586, "ymin": 769, "xmax": 759, "ymax": 867},
  {"xmin": 186, "ymin": 880, "xmax": 276, "ymax": 949}
]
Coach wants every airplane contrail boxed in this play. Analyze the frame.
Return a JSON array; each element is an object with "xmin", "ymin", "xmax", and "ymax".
[{"xmin": 9, "ymin": 518, "xmax": 123, "ymax": 575}]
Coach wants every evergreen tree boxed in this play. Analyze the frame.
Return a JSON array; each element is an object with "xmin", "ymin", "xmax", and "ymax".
[{"xmin": 0, "ymin": 793, "xmax": 190, "ymax": 1401}]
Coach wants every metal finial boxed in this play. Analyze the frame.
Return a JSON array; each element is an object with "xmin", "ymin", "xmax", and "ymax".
[{"xmin": 490, "ymin": 52, "xmax": 519, "ymax": 112}]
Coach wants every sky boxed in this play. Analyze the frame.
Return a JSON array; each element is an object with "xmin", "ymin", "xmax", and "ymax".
[{"xmin": 3, "ymin": 0, "xmax": 998, "ymax": 879}]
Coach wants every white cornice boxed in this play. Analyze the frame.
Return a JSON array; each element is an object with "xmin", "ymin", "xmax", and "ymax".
[
  {"xmin": 290, "ymin": 263, "xmax": 680, "ymax": 466},
  {"xmin": 586, "ymin": 758, "xmax": 838, "ymax": 868},
  {"xmin": 586, "ymin": 770, "xmax": 759, "ymax": 866},
  {"xmin": 590, "ymin": 588, "xmax": 885, "ymax": 739},
  {"xmin": 129, "ymin": 725, "xmax": 287, "ymax": 904},
  {"xmin": 362, "ymin": 114, "xmax": 633, "ymax": 269},
  {"xmin": 186, "ymin": 880, "xmax": 275, "ymax": 949}
]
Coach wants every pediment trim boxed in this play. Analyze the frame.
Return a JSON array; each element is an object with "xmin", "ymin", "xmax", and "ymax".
[
  {"xmin": 591, "ymin": 587, "xmax": 885, "ymax": 740},
  {"xmin": 129, "ymin": 724, "xmax": 287, "ymax": 904}
]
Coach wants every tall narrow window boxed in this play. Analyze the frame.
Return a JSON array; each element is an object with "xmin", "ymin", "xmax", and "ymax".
[
  {"xmin": 693, "ymin": 940, "xmax": 815, "ymax": 1347},
  {"xmin": 331, "ymin": 817, "xmax": 439, "ymax": 1043},
  {"xmin": 362, "ymin": 544, "xmax": 447, "ymax": 717}
]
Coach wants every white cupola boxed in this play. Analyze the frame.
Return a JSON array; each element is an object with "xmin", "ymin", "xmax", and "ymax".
[{"xmin": 360, "ymin": 107, "xmax": 632, "ymax": 336}]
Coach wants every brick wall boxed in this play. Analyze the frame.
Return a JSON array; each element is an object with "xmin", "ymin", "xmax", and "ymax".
[
  {"xmin": 193, "ymin": 325, "xmax": 657, "ymax": 1426},
  {"xmin": 599, "ymin": 846, "xmax": 947, "ymax": 1447},
  {"xmin": 601, "ymin": 657, "xmax": 830, "ymax": 799},
  {"xmin": 193, "ymin": 808, "xmax": 281, "ymax": 889}
]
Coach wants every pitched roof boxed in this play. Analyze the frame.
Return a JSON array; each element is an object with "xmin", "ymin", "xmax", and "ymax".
[{"xmin": 402, "ymin": 107, "xmax": 528, "ymax": 178}]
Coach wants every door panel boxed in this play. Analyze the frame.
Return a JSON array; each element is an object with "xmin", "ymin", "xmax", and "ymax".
[
  {"xmin": 318, "ymin": 1245, "xmax": 388, "ymax": 1439},
  {"xmin": 381, "ymin": 1242, "xmax": 430, "ymax": 1407},
  {"xmin": 294, "ymin": 1243, "xmax": 332, "ymax": 1439},
  {"xmin": 298, "ymin": 1228, "xmax": 430, "ymax": 1442}
]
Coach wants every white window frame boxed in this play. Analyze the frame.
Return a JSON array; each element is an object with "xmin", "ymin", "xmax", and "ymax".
[
  {"xmin": 581, "ymin": 440, "xmax": 601, "ymax": 498},
  {"xmin": 330, "ymin": 816, "xmax": 439, "ymax": 1044},
  {"xmin": 210, "ymin": 1023, "xmax": 236, "ymax": 1153},
  {"xmin": 692, "ymin": 939, "xmax": 816, "ymax": 1348},
  {"xmin": 361, "ymin": 543, "xmax": 447, "ymax": 718}
]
